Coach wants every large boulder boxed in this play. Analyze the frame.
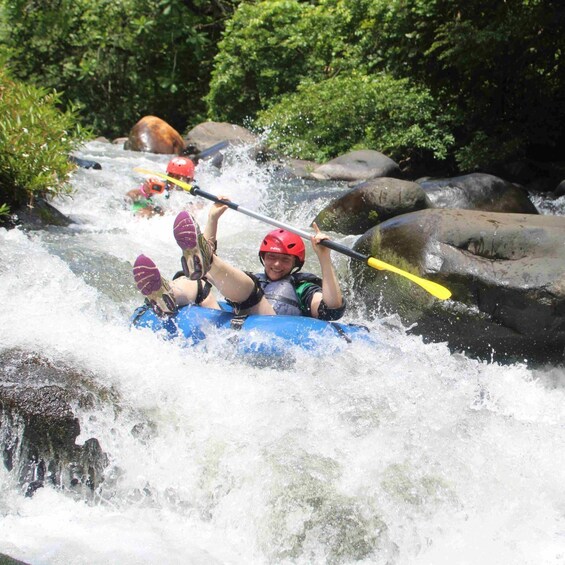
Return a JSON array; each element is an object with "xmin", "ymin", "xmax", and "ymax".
[
  {"xmin": 0, "ymin": 349, "xmax": 109, "ymax": 495},
  {"xmin": 313, "ymin": 177, "xmax": 429, "ymax": 234},
  {"xmin": 184, "ymin": 121, "xmax": 258, "ymax": 153},
  {"xmin": 312, "ymin": 172, "xmax": 539, "ymax": 237},
  {"xmin": 418, "ymin": 173, "xmax": 538, "ymax": 214},
  {"xmin": 312, "ymin": 150, "xmax": 400, "ymax": 182},
  {"xmin": 9, "ymin": 196, "xmax": 72, "ymax": 230},
  {"xmin": 352, "ymin": 209, "xmax": 565, "ymax": 364},
  {"xmin": 183, "ymin": 122, "xmax": 272, "ymax": 167},
  {"xmin": 124, "ymin": 116, "xmax": 185, "ymax": 154}
]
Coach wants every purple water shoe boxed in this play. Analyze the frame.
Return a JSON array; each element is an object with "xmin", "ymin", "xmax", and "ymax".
[
  {"xmin": 173, "ymin": 211, "xmax": 214, "ymax": 280},
  {"xmin": 133, "ymin": 254, "xmax": 177, "ymax": 316}
]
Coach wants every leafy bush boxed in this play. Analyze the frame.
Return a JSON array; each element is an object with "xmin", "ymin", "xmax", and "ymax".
[
  {"xmin": 256, "ymin": 73, "xmax": 455, "ymax": 164},
  {"xmin": 206, "ymin": 0, "xmax": 355, "ymax": 124},
  {"xmin": 0, "ymin": 69, "xmax": 88, "ymax": 211},
  {"xmin": 0, "ymin": 0, "xmax": 231, "ymax": 137}
]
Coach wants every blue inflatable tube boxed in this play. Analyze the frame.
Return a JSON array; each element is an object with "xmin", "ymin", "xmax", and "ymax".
[{"xmin": 131, "ymin": 303, "xmax": 372, "ymax": 357}]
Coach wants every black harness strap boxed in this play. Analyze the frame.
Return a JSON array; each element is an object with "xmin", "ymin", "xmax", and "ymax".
[
  {"xmin": 131, "ymin": 304, "xmax": 151, "ymax": 325},
  {"xmin": 329, "ymin": 322, "xmax": 352, "ymax": 343},
  {"xmin": 230, "ymin": 315, "xmax": 248, "ymax": 331}
]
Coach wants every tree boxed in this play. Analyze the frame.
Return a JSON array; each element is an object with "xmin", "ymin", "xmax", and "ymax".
[
  {"xmin": 347, "ymin": 0, "xmax": 565, "ymax": 168},
  {"xmin": 210, "ymin": 0, "xmax": 565, "ymax": 170},
  {"xmin": 206, "ymin": 0, "xmax": 355, "ymax": 123},
  {"xmin": 0, "ymin": 0, "xmax": 238, "ymax": 137}
]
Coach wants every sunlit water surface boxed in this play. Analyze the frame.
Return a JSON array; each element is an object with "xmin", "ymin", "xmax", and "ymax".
[{"xmin": 1, "ymin": 142, "xmax": 565, "ymax": 564}]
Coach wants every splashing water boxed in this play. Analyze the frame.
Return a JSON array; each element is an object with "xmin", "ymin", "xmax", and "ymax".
[{"xmin": 0, "ymin": 142, "xmax": 564, "ymax": 564}]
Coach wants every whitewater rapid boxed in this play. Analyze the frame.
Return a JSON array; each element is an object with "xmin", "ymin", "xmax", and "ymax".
[{"xmin": 0, "ymin": 142, "xmax": 564, "ymax": 564}]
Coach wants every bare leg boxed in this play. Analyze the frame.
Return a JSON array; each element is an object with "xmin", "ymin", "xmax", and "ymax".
[
  {"xmin": 207, "ymin": 257, "xmax": 275, "ymax": 315},
  {"xmin": 174, "ymin": 211, "xmax": 275, "ymax": 315},
  {"xmin": 133, "ymin": 255, "xmax": 221, "ymax": 316},
  {"xmin": 171, "ymin": 276, "xmax": 220, "ymax": 309}
]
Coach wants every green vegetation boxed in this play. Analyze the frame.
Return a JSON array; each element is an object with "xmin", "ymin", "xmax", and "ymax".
[
  {"xmin": 206, "ymin": 0, "xmax": 355, "ymax": 125},
  {"xmin": 0, "ymin": 0, "xmax": 563, "ymax": 175},
  {"xmin": 0, "ymin": 68, "xmax": 87, "ymax": 214},
  {"xmin": 256, "ymin": 73, "xmax": 454, "ymax": 163},
  {"xmin": 0, "ymin": 0, "xmax": 237, "ymax": 137},
  {"xmin": 208, "ymin": 0, "xmax": 565, "ymax": 172}
]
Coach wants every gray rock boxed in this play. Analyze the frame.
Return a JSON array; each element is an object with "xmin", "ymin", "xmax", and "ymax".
[
  {"xmin": 12, "ymin": 197, "xmax": 72, "ymax": 230},
  {"xmin": 314, "ymin": 177, "xmax": 429, "ymax": 234},
  {"xmin": 418, "ymin": 172, "xmax": 538, "ymax": 214},
  {"xmin": 0, "ymin": 349, "xmax": 110, "ymax": 495},
  {"xmin": 352, "ymin": 209, "xmax": 565, "ymax": 364},
  {"xmin": 184, "ymin": 121, "xmax": 258, "ymax": 152},
  {"xmin": 312, "ymin": 150, "xmax": 400, "ymax": 182},
  {"xmin": 275, "ymin": 158, "xmax": 320, "ymax": 180}
]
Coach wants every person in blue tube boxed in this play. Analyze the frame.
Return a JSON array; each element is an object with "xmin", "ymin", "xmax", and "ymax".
[{"xmin": 133, "ymin": 203, "xmax": 345, "ymax": 320}]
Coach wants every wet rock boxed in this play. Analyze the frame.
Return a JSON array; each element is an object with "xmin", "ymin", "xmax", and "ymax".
[
  {"xmin": 314, "ymin": 177, "xmax": 429, "ymax": 234},
  {"xmin": 184, "ymin": 121, "xmax": 258, "ymax": 153},
  {"xmin": 352, "ymin": 209, "xmax": 565, "ymax": 364},
  {"xmin": 0, "ymin": 349, "xmax": 110, "ymax": 495},
  {"xmin": 69, "ymin": 155, "xmax": 102, "ymax": 170},
  {"xmin": 10, "ymin": 197, "xmax": 72, "ymax": 230},
  {"xmin": 311, "ymin": 150, "xmax": 401, "ymax": 182},
  {"xmin": 0, "ymin": 553, "xmax": 30, "ymax": 565},
  {"xmin": 418, "ymin": 173, "xmax": 538, "ymax": 214},
  {"xmin": 277, "ymin": 158, "xmax": 320, "ymax": 180},
  {"xmin": 112, "ymin": 136, "xmax": 128, "ymax": 146},
  {"xmin": 124, "ymin": 115, "xmax": 185, "ymax": 154},
  {"xmin": 183, "ymin": 122, "xmax": 275, "ymax": 168}
]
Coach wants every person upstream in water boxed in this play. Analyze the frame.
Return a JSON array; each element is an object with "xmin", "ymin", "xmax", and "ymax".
[
  {"xmin": 133, "ymin": 203, "xmax": 346, "ymax": 320},
  {"xmin": 125, "ymin": 156, "xmax": 195, "ymax": 218}
]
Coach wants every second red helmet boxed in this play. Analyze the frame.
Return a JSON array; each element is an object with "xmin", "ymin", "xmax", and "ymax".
[
  {"xmin": 259, "ymin": 229, "xmax": 305, "ymax": 270},
  {"xmin": 166, "ymin": 156, "xmax": 195, "ymax": 179}
]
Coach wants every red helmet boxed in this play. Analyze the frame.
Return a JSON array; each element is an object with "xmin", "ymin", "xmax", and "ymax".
[
  {"xmin": 166, "ymin": 156, "xmax": 195, "ymax": 179},
  {"xmin": 259, "ymin": 229, "xmax": 305, "ymax": 271}
]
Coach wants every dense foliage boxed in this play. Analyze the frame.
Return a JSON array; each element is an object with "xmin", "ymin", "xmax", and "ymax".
[
  {"xmin": 0, "ymin": 0, "xmax": 237, "ymax": 137},
  {"xmin": 0, "ymin": 69, "xmax": 87, "ymax": 213},
  {"xmin": 1, "ymin": 0, "xmax": 564, "ymax": 173},
  {"xmin": 209, "ymin": 0, "xmax": 565, "ymax": 171},
  {"xmin": 256, "ymin": 73, "xmax": 455, "ymax": 164},
  {"xmin": 350, "ymin": 0, "xmax": 565, "ymax": 170},
  {"xmin": 206, "ymin": 0, "xmax": 356, "ymax": 124}
]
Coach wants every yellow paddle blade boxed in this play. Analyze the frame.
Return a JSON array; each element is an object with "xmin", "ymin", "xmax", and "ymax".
[
  {"xmin": 134, "ymin": 167, "xmax": 193, "ymax": 192},
  {"xmin": 367, "ymin": 257, "xmax": 452, "ymax": 300}
]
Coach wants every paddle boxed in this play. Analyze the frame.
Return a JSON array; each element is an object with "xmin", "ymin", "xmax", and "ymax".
[
  {"xmin": 134, "ymin": 167, "xmax": 452, "ymax": 300},
  {"xmin": 189, "ymin": 140, "xmax": 230, "ymax": 164}
]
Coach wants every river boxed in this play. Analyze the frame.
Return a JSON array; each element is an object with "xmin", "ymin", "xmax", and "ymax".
[{"xmin": 1, "ymin": 141, "xmax": 565, "ymax": 564}]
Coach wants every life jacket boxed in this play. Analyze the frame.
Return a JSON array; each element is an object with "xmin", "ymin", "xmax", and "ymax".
[
  {"xmin": 255, "ymin": 272, "xmax": 322, "ymax": 316},
  {"xmin": 131, "ymin": 195, "xmax": 164, "ymax": 215}
]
